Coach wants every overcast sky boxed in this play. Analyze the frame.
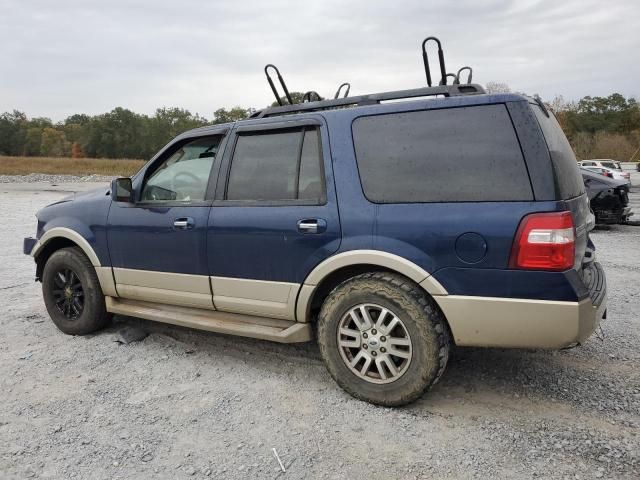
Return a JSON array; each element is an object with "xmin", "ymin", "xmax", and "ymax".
[{"xmin": 1, "ymin": 0, "xmax": 639, "ymax": 121}]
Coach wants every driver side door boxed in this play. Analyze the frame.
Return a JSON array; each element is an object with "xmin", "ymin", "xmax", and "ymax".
[{"xmin": 106, "ymin": 134, "xmax": 224, "ymax": 310}]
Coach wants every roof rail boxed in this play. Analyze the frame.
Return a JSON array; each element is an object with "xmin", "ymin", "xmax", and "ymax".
[{"xmin": 250, "ymin": 83, "xmax": 486, "ymax": 119}]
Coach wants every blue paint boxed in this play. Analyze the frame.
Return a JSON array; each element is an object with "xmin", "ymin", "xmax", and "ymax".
[{"xmin": 26, "ymin": 93, "xmax": 604, "ymax": 305}]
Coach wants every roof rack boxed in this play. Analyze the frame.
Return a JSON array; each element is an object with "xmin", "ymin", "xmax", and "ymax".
[
  {"xmin": 253, "ymin": 36, "xmax": 482, "ymax": 119},
  {"xmin": 250, "ymin": 83, "xmax": 486, "ymax": 118}
]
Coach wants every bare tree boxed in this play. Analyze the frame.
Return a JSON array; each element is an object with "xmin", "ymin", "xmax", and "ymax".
[{"xmin": 484, "ymin": 81, "xmax": 511, "ymax": 94}]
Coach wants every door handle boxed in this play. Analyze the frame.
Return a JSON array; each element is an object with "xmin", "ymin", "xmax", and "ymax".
[
  {"xmin": 173, "ymin": 217, "xmax": 195, "ymax": 230},
  {"xmin": 297, "ymin": 218, "xmax": 327, "ymax": 234}
]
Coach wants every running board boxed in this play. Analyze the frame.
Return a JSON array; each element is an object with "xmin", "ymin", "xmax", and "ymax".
[{"xmin": 105, "ymin": 297, "xmax": 312, "ymax": 343}]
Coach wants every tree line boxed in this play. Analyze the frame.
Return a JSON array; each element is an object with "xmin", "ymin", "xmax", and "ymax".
[
  {"xmin": 1, "ymin": 92, "xmax": 639, "ymax": 161},
  {"xmin": 0, "ymin": 106, "xmax": 252, "ymax": 159},
  {"xmin": 551, "ymin": 94, "xmax": 640, "ymax": 161}
]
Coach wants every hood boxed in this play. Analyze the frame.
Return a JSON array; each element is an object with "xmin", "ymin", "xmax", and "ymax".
[{"xmin": 37, "ymin": 185, "xmax": 111, "ymax": 218}]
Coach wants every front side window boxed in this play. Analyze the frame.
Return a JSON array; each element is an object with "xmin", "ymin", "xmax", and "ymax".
[
  {"xmin": 141, "ymin": 136, "xmax": 221, "ymax": 202},
  {"xmin": 226, "ymin": 127, "xmax": 324, "ymax": 203}
]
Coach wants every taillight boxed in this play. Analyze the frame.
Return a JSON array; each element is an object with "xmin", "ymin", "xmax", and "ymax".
[{"xmin": 509, "ymin": 212, "xmax": 575, "ymax": 271}]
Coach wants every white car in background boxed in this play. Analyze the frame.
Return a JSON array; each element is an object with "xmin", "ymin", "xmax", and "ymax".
[
  {"xmin": 578, "ymin": 159, "xmax": 623, "ymax": 171},
  {"xmin": 581, "ymin": 165, "xmax": 631, "ymax": 184}
]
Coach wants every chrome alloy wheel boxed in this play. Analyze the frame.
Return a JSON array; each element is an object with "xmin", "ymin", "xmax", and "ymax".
[{"xmin": 337, "ymin": 303, "xmax": 413, "ymax": 384}]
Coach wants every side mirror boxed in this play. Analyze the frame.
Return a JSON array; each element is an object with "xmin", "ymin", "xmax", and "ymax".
[{"xmin": 112, "ymin": 177, "xmax": 134, "ymax": 203}]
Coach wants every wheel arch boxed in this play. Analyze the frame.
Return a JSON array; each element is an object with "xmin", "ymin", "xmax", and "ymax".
[
  {"xmin": 32, "ymin": 227, "xmax": 101, "ymax": 268},
  {"xmin": 32, "ymin": 227, "xmax": 117, "ymax": 296},
  {"xmin": 296, "ymin": 250, "xmax": 448, "ymax": 322}
]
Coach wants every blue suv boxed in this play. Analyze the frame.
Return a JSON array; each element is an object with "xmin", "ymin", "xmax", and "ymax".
[{"xmin": 24, "ymin": 82, "xmax": 606, "ymax": 406}]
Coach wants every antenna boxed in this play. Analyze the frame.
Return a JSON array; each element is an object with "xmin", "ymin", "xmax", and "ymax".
[{"xmin": 264, "ymin": 64, "xmax": 293, "ymax": 106}]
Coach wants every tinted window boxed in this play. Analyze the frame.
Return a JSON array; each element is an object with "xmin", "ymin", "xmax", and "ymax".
[
  {"xmin": 352, "ymin": 105, "xmax": 533, "ymax": 203},
  {"xmin": 226, "ymin": 128, "xmax": 324, "ymax": 202},
  {"xmin": 532, "ymin": 106, "xmax": 584, "ymax": 199},
  {"xmin": 141, "ymin": 136, "xmax": 220, "ymax": 202},
  {"xmin": 298, "ymin": 129, "xmax": 324, "ymax": 202}
]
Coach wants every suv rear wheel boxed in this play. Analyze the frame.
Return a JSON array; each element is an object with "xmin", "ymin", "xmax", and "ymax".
[
  {"xmin": 42, "ymin": 247, "xmax": 112, "ymax": 335},
  {"xmin": 317, "ymin": 272, "xmax": 450, "ymax": 406}
]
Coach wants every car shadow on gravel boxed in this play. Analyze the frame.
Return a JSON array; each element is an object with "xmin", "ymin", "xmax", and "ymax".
[{"xmin": 106, "ymin": 314, "xmax": 637, "ymax": 423}]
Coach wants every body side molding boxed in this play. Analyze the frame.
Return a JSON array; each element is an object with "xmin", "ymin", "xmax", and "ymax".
[
  {"xmin": 210, "ymin": 276, "xmax": 299, "ymax": 320},
  {"xmin": 296, "ymin": 249, "xmax": 447, "ymax": 322},
  {"xmin": 113, "ymin": 268, "xmax": 214, "ymax": 310}
]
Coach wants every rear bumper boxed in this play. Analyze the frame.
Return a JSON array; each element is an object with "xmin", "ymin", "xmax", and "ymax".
[{"xmin": 435, "ymin": 262, "xmax": 607, "ymax": 349}]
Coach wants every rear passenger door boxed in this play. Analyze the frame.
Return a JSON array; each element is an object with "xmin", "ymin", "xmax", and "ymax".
[{"xmin": 207, "ymin": 118, "xmax": 341, "ymax": 320}]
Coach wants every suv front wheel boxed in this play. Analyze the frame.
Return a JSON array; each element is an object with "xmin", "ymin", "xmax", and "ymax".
[
  {"xmin": 42, "ymin": 247, "xmax": 112, "ymax": 335},
  {"xmin": 317, "ymin": 272, "xmax": 450, "ymax": 406}
]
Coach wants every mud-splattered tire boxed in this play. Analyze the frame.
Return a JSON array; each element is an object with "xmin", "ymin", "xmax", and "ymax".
[
  {"xmin": 42, "ymin": 247, "xmax": 112, "ymax": 335},
  {"xmin": 317, "ymin": 272, "xmax": 450, "ymax": 406}
]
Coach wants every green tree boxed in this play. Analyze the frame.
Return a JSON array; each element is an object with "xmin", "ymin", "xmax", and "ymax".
[
  {"xmin": 212, "ymin": 107, "xmax": 252, "ymax": 124},
  {"xmin": 269, "ymin": 91, "xmax": 307, "ymax": 107},
  {"xmin": 40, "ymin": 127, "xmax": 69, "ymax": 157},
  {"xmin": 0, "ymin": 110, "xmax": 28, "ymax": 155}
]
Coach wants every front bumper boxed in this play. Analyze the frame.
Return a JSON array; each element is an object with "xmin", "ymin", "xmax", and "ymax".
[
  {"xmin": 23, "ymin": 237, "xmax": 37, "ymax": 256},
  {"xmin": 434, "ymin": 262, "xmax": 607, "ymax": 349}
]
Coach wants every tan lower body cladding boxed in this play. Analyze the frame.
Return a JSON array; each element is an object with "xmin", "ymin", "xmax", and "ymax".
[
  {"xmin": 435, "ymin": 295, "xmax": 605, "ymax": 349},
  {"xmin": 112, "ymin": 268, "xmax": 298, "ymax": 320},
  {"xmin": 109, "ymin": 267, "xmax": 604, "ymax": 349}
]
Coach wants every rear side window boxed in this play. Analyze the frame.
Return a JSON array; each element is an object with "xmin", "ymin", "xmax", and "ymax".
[
  {"xmin": 532, "ymin": 106, "xmax": 584, "ymax": 199},
  {"xmin": 226, "ymin": 127, "xmax": 325, "ymax": 203},
  {"xmin": 352, "ymin": 105, "xmax": 533, "ymax": 203}
]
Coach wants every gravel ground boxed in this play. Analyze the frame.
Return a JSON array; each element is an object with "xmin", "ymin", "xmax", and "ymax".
[
  {"xmin": 1, "ymin": 176, "xmax": 639, "ymax": 480},
  {"xmin": 0, "ymin": 173, "xmax": 116, "ymax": 184}
]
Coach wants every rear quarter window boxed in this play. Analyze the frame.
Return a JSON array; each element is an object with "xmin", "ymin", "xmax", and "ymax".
[
  {"xmin": 531, "ymin": 105, "xmax": 585, "ymax": 199},
  {"xmin": 352, "ymin": 104, "xmax": 533, "ymax": 203}
]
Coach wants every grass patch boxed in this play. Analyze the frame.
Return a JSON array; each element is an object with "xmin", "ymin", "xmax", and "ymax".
[{"xmin": 0, "ymin": 156, "xmax": 146, "ymax": 177}]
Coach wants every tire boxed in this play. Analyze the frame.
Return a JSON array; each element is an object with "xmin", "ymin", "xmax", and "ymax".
[
  {"xmin": 317, "ymin": 272, "xmax": 450, "ymax": 406},
  {"xmin": 42, "ymin": 247, "xmax": 112, "ymax": 335}
]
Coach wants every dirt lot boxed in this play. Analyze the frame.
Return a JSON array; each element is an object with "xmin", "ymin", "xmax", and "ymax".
[{"xmin": 0, "ymin": 177, "xmax": 638, "ymax": 479}]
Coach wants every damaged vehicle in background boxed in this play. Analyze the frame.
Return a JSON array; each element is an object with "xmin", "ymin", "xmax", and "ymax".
[
  {"xmin": 581, "ymin": 168, "xmax": 633, "ymax": 224},
  {"xmin": 581, "ymin": 166, "xmax": 631, "ymax": 184}
]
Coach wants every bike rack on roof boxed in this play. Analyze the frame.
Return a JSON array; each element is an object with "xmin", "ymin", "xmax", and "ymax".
[
  {"xmin": 455, "ymin": 66, "xmax": 473, "ymax": 85},
  {"xmin": 264, "ymin": 64, "xmax": 293, "ymax": 106},
  {"xmin": 334, "ymin": 82, "xmax": 351, "ymax": 99},
  {"xmin": 252, "ymin": 36, "xmax": 480, "ymax": 118},
  {"xmin": 302, "ymin": 91, "xmax": 322, "ymax": 103},
  {"xmin": 422, "ymin": 37, "xmax": 447, "ymax": 86}
]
